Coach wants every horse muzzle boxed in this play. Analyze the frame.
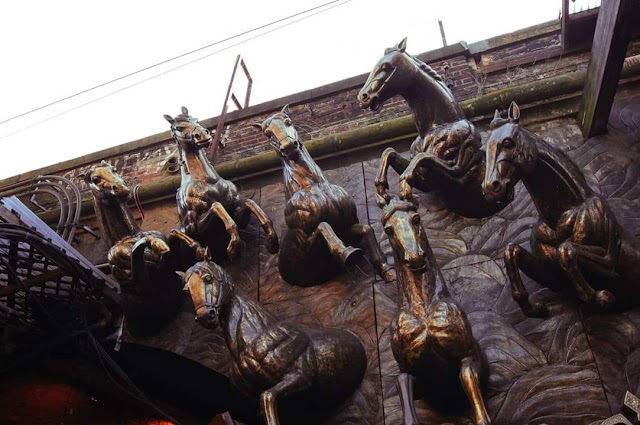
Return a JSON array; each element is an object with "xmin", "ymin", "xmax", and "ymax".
[
  {"xmin": 482, "ymin": 178, "xmax": 513, "ymax": 204},
  {"xmin": 358, "ymin": 91, "xmax": 380, "ymax": 112},
  {"xmin": 195, "ymin": 306, "xmax": 220, "ymax": 329}
]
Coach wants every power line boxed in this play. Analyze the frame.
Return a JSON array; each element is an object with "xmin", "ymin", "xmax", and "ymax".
[
  {"xmin": 0, "ymin": 0, "xmax": 342, "ymax": 126},
  {"xmin": 0, "ymin": 0, "xmax": 352, "ymax": 141}
]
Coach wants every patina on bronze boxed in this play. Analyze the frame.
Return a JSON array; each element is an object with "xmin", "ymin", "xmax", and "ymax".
[
  {"xmin": 254, "ymin": 105, "xmax": 394, "ymax": 286},
  {"xmin": 359, "ymin": 38, "xmax": 507, "ymax": 218},
  {"xmin": 483, "ymin": 101, "xmax": 640, "ymax": 317},
  {"xmin": 376, "ymin": 192, "xmax": 490, "ymax": 425},
  {"xmin": 164, "ymin": 107, "xmax": 279, "ymax": 261},
  {"xmin": 86, "ymin": 162, "xmax": 182, "ymax": 336},
  {"xmin": 182, "ymin": 257, "xmax": 368, "ymax": 425}
]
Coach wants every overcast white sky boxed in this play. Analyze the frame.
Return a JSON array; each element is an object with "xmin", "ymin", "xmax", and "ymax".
[{"xmin": 0, "ymin": 0, "xmax": 564, "ymax": 180}]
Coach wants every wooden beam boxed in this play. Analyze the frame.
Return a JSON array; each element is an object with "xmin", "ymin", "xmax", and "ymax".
[{"xmin": 577, "ymin": 0, "xmax": 636, "ymax": 138}]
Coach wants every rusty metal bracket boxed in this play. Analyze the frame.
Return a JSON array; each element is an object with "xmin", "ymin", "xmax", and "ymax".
[{"xmin": 210, "ymin": 55, "xmax": 253, "ymax": 159}]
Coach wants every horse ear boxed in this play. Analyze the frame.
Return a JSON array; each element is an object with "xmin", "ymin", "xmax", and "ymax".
[
  {"xmin": 84, "ymin": 171, "xmax": 92, "ymax": 184},
  {"xmin": 493, "ymin": 109, "xmax": 501, "ymax": 121},
  {"xmin": 182, "ymin": 281, "xmax": 190, "ymax": 293},
  {"xmin": 204, "ymin": 247, "xmax": 211, "ymax": 260},
  {"xmin": 508, "ymin": 101, "xmax": 520, "ymax": 123},
  {"xmin": 281, "ymin": 104, "xmax": 290, "ymax": 115},
  {"xmin": 375, "ymin": 192, "xmax": 390, "ymax": 209},
  {"xmin": 181, "ymin": 106, "xmax": 189, "ymax": 115},
  {"xmin": 397, "ymin": 37, "xmax": 407, "ymax": 53},
  {"xmin": 164, "ymin": 114, "xmax": 175, "ymax": 124},
  {"xmin": 251, "ymin": 121, "xmax": 263, "ymax": 130}
]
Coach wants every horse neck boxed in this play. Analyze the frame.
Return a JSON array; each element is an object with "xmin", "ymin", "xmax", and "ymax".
[
  {"xmin": 399, "ymin": 69, "xmax": 465, "ymax": 135},
  {"xmin": 220, "ymin": 287, "xmax": 277, "ymax": 352},
  {"xmin": 281, "ymin": 147, "xmax": 327, "ymax": 199},
  {"xmin": 520, "ymin": 130, "xmax": 593, "ymax": 227},
  {"xmin": 91, "ymin": 192, "xmax": 140, "ymax": 245},
  {"xmin": 177, "ymin": 144, "xmax": 220, "ymax": 183},
  {"xmin": 391, "ymin": 235, "xmax": 449, "ymax": 319}
]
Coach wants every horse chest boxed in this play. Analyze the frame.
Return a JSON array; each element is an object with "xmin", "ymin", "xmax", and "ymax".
[
  {"xmin": 284, "ymin": 183, "xmax": 356, "ymax": 232},
  {"xmin": 179, "ymin": 180, "xmax": 234, "ymax": 212}
]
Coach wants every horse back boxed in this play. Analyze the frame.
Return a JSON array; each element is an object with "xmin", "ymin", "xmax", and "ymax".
[{"xmin": 304, "ymin": 327, "xmax": 367, "ymax": 397}]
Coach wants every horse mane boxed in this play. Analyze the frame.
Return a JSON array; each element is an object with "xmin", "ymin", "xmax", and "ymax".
[{"xmin": 407, "ymin": 54, "xmax": 444, "ymax": 82}]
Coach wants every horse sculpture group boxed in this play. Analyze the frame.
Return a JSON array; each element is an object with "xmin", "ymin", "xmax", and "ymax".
[{"xmin": 83, "ymin": 36, "xmax": 640, "ymax": 425}]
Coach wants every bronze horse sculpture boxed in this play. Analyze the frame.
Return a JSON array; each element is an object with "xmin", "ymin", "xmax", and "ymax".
[
  {"xmin": 483, "ymin": 101, "xmax": 640, "ymax": 317},
  {"xmin": 254, "ymin": 105, "xmax": 394, "ymax": 286},
  {"xmin": 85, "ymin": 162, "xmax": 183, "ymax": 336},
  {"xmin": 164, "ymin": 107, "xmax": 279, "ymax": 261},
  {"xmin": 376, "ymin": 192, "xmax": 490, "ymax": 425},
  {"xmin": 182, "ymin": 257, "xmax": 368, "ymax": 425},
  {"xmin": 359, "ymin": 38, "xmax": 506, "ymax": 218}
]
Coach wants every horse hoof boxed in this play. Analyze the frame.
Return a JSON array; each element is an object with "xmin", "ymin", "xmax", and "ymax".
[
  {"xmin": 380, "ymin": 265, "xmax": 396, "ymax": 282},
  {"xmin": 341, "ymin": 247, "xmax": 364, "ymax": 268},
  {"xmin": 266, "ymin": 234, "xmax": 280, "ymax": 254},
  {"xmin": 525, "ymin": 302, "xmax": 549, "ymax": 318},
  {"xmin": 595, "ymin": 290, "xmax": 615, "ymax": 309}
]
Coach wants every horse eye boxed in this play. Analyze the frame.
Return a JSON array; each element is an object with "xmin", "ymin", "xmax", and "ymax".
[
  {"xmin": 284, "ymin": 118, "xmax": 292, "ymax": 126},
  {"xmin": 92, "ymin": 176, "xmax": 101, "ymax": 183},
  {"xmin": 384, "ymin": 226, "xmax": 393, "ymax": 235},
  {"xmin": 265, "ymin": 129, "xmax": 273, "ymax": 138},
  {"xmin": 502, "ymin": 138, "xmax": 514, "ymax": 148}
]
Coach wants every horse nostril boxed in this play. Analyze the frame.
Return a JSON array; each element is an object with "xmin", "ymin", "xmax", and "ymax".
[{"xmin": 491, "ymin": 181, "xmax": 502, "ymax": 193}]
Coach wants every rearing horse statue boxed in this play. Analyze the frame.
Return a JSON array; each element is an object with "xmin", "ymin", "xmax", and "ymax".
[
  {"xmin": 85, "ymin": 162, "xmax": 183, "ymax": 336},
  {"xmin": 164, "ymin": 107, "xmax": 279, "ymax": 261},
  {"xmin": 254, "ymin": 105, "xmax": 394, "ymax": 286},
  {"xmin": 359, "ymin": 38, "xmax": 506, "ymax": 218},
  {"xmin": 377, "ymin": 192, "xmax": 490, "ymax": 425},
  {"xmin": 181, "ymin": 257, "xmax": 368, "ymax": 425},
  {"xmin": 483, "ymin": 101, "xmax": 640, "ymax": 317}
]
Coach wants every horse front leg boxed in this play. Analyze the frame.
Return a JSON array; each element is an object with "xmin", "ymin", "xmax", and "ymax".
[
  {"xmin": 460, "ymin": 357, "xmax": 491, "ymax": 425},
  {"xmin": 261, "ymin": 372, "xmax": 312, "ymax": 425},
  {"xmin": 235, "ymin": 199, "xmax": 280, "ymax": 254},
  {"xmin": 504, "ymin": 243, "xmax": 551, "ymax": 318},
  {"xmin": 198, "ymin": 202, "xmax": 241, "ymax": 259},
  {"xmin": 308, "ymin": 222, "xmax": 363, "ymax": 268},
  {"xmin": 375, "ymin": 148, "xmax": 410, "ymax": 204},
  {"xmin": 168, "ymin": 229, "xmax": 209, "ymax": 262},
  {"xmin": 557, "ymin": 241, "xmax": 615, "ymax": 309},
  {"xmin": 396, "ymin": 373, "xmax": 419, "ymax": 425},
  {"xmin": 399, "ymin": 152, "xmax": 462, "ymax": 200},
  {"xmin": 350, "ymin": 223, "xmax": 395, "ymax": 282}
]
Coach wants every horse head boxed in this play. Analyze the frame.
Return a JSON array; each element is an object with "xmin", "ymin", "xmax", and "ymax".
[
  {"xmin": 85, "ymin": 161, "xmax": 131, "ymax": 201},
  {"xmin": 254, "ymin": 104, "xmax": 303, "ymax": 160},
  {"xmin": 483, "ymin": 101, "xmax": 538, "ymax": 204},
  {"xmin": 181, "ymin": 260, "xmax": 233, "ymax": 329},
  {"xmin": 164, "ymin": 106, "xmax": 212, "ymax": 151},
  {"xmin": 359, "ymin": 37, "xmax": 445, "ymax": 112},
  {"xmin": 378, "ymin": 194, "xmax": 427, "ymax": 274}
]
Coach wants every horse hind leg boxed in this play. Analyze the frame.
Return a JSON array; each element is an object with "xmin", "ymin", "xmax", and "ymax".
[
  {"xmin": 460, "ymin": 357, "xmax": 491, "ymax": 425},
  {"xmin": 350, "ymin": 223, "xmax": 395, "ymax": 282},
  {"xmin": 396, "ymin": 373, "xmax": 419, "ymax": 425},
  {"xmin": 309, "ymin": 222, "xmax": 363, "ymax": 268},
  {"xmin": 261, "ymin": 371, "xmax": 311, "ymax": 425}
]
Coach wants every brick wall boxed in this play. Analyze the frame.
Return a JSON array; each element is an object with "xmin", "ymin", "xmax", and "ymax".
[{"xmin": 37, "ymin": 24, "xmax": 639, "ymax": 197}]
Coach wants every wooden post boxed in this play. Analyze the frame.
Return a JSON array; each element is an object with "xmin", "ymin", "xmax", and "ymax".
[{"xmin": 577, "ymin": 0, "xmax": 636, "ymax": 138}]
